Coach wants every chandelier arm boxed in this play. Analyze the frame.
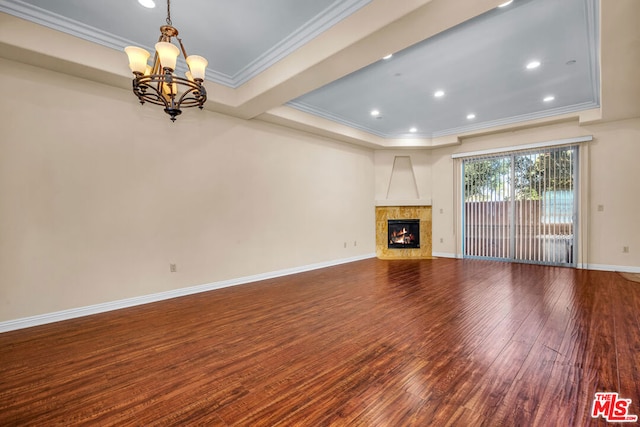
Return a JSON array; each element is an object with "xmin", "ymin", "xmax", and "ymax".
[
  {"xmin": 175, "ymin": 84, "xmax": 207, "ymax": 108},
  {"xmin": 132, "ymin": 78, "xmax": 170, "ymax": 108},
  {"xmin": 176, "ymin": 37, "xmax": 189, "ymax": 60},
  {"xmin": 131, "ymin": 74, "xmax": 206, "ymax": 113}
]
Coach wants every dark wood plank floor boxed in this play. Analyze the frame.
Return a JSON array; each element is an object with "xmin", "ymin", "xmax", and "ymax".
[{"xmin": 1, "ymin": 258, "xmax": 639, "ymax": 426}]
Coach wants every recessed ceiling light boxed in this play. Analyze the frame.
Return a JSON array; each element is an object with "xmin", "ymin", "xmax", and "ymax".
[
  {"xmin": 467, "ymin": 113, "xmax": 476, "ymax": 120},
  {"xmin": 370, "ymin": 109, "xmax": 380, "ymax": 117},
  {"xmin": 498, "ymin": 0, "xmax": 513, "ymax": 7},
  {"xmin": 409, "ymin": 127, "xmax": 417, "ymax": 133},
  {"xmin": 526, "ymin": 60, "xmax": 541, "ymax": 69},
  {"xmin": 138, "ymin": 0, "xmax": 156, "ymax": 8},
  {"xmin": 383, "ymin": 54, "xmax": 393, "ymax": 60},
  {"xmin": 434, "ymin": 90, "xmax": 445, "ymax": 98},
  {"xmin": 543, "ymin": 95, "xmax": 555, "ymax": 102}
]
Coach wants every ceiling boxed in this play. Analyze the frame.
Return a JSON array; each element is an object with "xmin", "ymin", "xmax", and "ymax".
[
  {"xmin": 0, "ymin": 0, "xmax": 603, "ymax": 146},
  {"xmin": 291, "ymin": 0, "xmax": 598, "ymax": 139}
]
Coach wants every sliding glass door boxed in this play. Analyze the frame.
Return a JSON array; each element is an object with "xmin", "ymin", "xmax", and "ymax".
[{"xmin": 463, "ymin": 145, "xmax": 578, "ymax": 266}]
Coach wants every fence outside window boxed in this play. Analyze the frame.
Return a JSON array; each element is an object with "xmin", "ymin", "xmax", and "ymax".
[{"xmin": 462, "ymin": 145, "xmax": 578, "ymax": 266}]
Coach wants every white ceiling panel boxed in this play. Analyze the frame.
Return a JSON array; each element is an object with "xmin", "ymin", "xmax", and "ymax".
[
  {"xmin": 0, "ymin": 0, "xmax": 600, "ymax": 141},
  {"xmin": 289, "ymin": 0, "xmax": 599, "ymax": 138}
]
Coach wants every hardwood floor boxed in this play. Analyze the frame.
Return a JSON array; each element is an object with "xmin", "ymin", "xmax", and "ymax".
[{"xmin": 1, "ymin": 258, "xmax": 639, "ymax": 426}]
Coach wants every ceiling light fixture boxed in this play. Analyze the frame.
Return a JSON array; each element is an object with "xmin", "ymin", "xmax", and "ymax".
[
  {"xmin": 467, "ymin": 113, "xmax": 476, "ymax": 120},
  {"xmin": 409, "ymin": 127, "xmax": 417, "ymax": 133},
  {"xmin": 370, "ymin": 109, "xmax": 380, "ymax": 117},
  {"xmin": 543, "ymin": 95, "xmax": 555, "ymax": 102},
  {"xmin": 382, "ymin": 54, "xmax": 393, "ymax": 60},
  {"xmin": 434, "ymin": 90, "xmax": 445, "ymax": 98},
  {"xmin": 137, "ymin": 0, "xmax": 156, "ymax": 8},
  {"xmin": 498, "ymin": 0, "xmax": 513, "ymax": 7},
  {"xmin": 526, "ymin": 60, "xmax": 541, "ymax": 69},
  {"xmin": 124, "ymin": 0, "xmax": 208, "ymax": 121}
]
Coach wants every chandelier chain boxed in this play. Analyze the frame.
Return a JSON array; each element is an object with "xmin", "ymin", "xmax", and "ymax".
[{"xmin": 166, "ymin": 0, "xmax": 172, "ymax": 26}]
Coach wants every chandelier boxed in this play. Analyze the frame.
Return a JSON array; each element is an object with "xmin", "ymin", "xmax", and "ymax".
[{"xmin": 124, "ymin": 0, "xmax": 208, "ymax": 122}]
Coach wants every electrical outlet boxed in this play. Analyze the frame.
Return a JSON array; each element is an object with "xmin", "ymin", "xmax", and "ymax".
[
  {"xmin": 439, "ymin": 208, "xmax": 444, "ymax": 214},
  {"xmin": 597, "ymin": 204, "xmax": 604, "ymax": 212},
  {"xmin": 440, "ymin": 238, "xmax": 444, "ymax": 243},
  {"xmin": 170, "ymin": 263, "xmax": 177, "ymax": 272},
  {"xmin": 623, "ymin": 246, "xmax": 629, "ymax": 253}
]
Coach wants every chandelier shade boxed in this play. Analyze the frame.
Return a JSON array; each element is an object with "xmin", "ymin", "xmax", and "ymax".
[
  {"xmin": 124, "ymin": 0, "xmax": 207, "ymax": 122},
  {"xmin": 124, "ymin": 46, "xmax": 151, "ymax": 73},
  {"xmin": 154, "ymin": 42, "xmax": 179, "ymax": 70},
  {"xmin": 186, "ymin": 55, "xmax": 208, "ymax": 80}
]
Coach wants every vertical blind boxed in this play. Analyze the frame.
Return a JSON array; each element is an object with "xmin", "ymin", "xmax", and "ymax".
[{"xmin": 462, "ymin": 145, "xmax": 578, "ymax": 266}]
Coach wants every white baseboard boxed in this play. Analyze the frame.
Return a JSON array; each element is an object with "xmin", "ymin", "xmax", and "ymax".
[
  {"xmin": 433, "ymin": 257, "xmax": 638, "ymax": 272},
  {"xmin": 432, "ymin": 252, "xmax": 461, "ymax": 259},
  {"xmin": 0, "ymin": 253, "xmax": 376, "ymax": 334},
  {"xmin": 583, "ymin": 263, "xmax": 640, "ymax": 273}
]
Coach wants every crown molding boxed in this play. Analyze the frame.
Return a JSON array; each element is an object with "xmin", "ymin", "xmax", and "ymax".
[
  {"xmin": 0, "ymin": 0, "xmax": 131, "ymax": 50},
  {"xmin": 289, "ymin": 99, "xmax": 601, "ymax": 140},
  {"xmin": 230, "ymin": 0, "xmax": 372, "ymax": 88}
]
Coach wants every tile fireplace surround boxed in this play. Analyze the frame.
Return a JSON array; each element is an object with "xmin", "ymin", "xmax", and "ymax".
[{"xmin": 376, "ymin": 206, "xmax": 432, "ymax": 260}]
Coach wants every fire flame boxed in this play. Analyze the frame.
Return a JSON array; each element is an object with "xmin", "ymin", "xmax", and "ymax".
[{"xmin": 390, "ymin": 227, "xmax": 415, "ymax": 244}]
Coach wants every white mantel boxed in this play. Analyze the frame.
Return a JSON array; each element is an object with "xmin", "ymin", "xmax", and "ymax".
[{"xmin": 375, "ymin": 199, "xmax": 432, "ymax": 207}]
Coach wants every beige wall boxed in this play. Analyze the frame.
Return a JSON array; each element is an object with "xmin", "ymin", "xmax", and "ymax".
[
  {"xmin": 0, "ymin": 58, "xmax": 376, "ymax": 322},
  {"xmin": 374, "ymin": 150, "xmax": 432, "ymax": 203},
  {"xmin": 370, "ymin": 115, "xmax": 640, "ymax": 270},
  {"xmin": 427, "ymin": 118, "xmax": 640, "ymax": 270},
  {"xmin": 2, "ymin": 55, "xmax": 639, "ymax": 324}
]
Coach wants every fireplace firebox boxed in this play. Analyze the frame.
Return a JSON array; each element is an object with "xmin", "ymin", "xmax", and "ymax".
[{"xmin": 388, "ymin": 219, "xmax": 420, "ymax": 249}]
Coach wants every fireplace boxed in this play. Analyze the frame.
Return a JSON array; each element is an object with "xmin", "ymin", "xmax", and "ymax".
[
  {"xmin": 376, "ymin": 206, "xmax": 431, "ymax": 259},
  {"xmin": 388, "ymin": 219, "xmax": 420, "ymax": 249}
]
